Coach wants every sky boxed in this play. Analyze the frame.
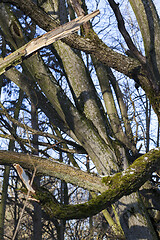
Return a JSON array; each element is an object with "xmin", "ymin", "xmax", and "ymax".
[{"xmin": 153, "ymin": 0, "xmax": 160, "ymax": 15}]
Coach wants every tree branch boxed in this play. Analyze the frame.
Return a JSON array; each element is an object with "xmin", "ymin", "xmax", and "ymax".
[
  {"xmin": 1, "ymin": 0, "xmax": 143, "ymax": 77},
  {"xmin": 3, "ymin": 0, "xmax": 160, "ymax": 120},
  {"xmin": 0, "ymin": 148, "xmax": 160, "ymax": 219},
  {"xmin": 0, "ymin": 150, "xmax": 105, "ymax": 193},
  {"xmin": 34, "ymin": 148, "xmax": 160, "ymax": 219},
  {"xmin": 108, "ymin": 0, "xmax": 146, "ymax": 64},
  {"xmin": 129, "ymin": 0, "xmax": 160, "ymax": 76},
  {"xmin": 0, "ymin": 8, "xmax": 99, "ymax": 75},
  {"xmin": 4, "ymin": 68, "xmax": 69, "ymax": 133},
  {"xmin": 0, "ymin": 102, "xmax": 85, "ymax": 152}
]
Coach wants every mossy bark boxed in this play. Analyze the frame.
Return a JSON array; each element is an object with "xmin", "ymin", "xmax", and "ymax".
[
  {"xmin": 1, "ymin": 148, "xmax": 160, "ymax": 222},
  {"xmin": 1, "ymin": 1, "xmax": 160, "ymax": 239},
  {"xmin": 30, "ymin": 148, "xmax": 160, "ymax": 222}
]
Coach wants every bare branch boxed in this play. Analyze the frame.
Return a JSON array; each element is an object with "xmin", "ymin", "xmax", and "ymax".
[
  {"xmin": 0, "ymin": 148, "xmax": 160, "ymax": 220},
  {"xmin": 108, "ymin": 0, "xmax": 146, "ymax": 64},
  {"xmin": 0, "ymin": 102, "xmax": 85, "ymax": 152},
  {"xmin": 0, "ymin": 10, "xmax": 99, "ymax": 75},
  {"xmin": 0, "ymin": 150, "xmax": 105, "ymax": 193},
  {"xmin": 1, "ymin": 0, "xmax": 142, "ymax": 77},
  {"xmin": 34, "ymin": 148, "xmax": 160, "ymax": 219}
]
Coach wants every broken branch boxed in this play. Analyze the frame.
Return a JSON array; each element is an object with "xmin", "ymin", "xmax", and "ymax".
[{"xmin": 0, "ymin": 10, "xmax": 99, "ymax": 75}]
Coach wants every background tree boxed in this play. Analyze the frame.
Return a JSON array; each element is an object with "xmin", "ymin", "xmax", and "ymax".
[{"xmin": 0, "ymin": 0, "xmax": 160, "ymax": 239}]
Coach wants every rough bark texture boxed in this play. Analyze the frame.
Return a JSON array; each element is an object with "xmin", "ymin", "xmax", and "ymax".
[
  {"xmin": 0, "ymin": 150, "xmax": 106, "ymax": 193},
  {"xmin": 1, "ymin": 148, "xmax": 160, "ymax": 220},
  {"xmin": 0, "ymin": 0, "xmax": 160, "ymax": 239},
  {"xmin": 2, "ymin": 0, "xmax": 160, "ymax": 121}
]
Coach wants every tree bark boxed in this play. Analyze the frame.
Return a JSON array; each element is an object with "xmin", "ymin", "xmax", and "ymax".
[
  {"xmin": 0, "ymin": 166, "xmax": 10, "ymax": 239},
  {"xmin": 0, "ymin": 0, "xmax": 160, "ymax": 238},
  {"xmin": 0, "ymin": 148, "xmax": 160, "ymax": 220}
]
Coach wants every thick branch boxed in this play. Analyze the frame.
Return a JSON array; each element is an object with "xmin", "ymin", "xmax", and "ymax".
[
  {"xmin": 0, "ymin": 150, "xmax": 105, "ymax": 193},
  {"xmin": 0, "ymin": 9, "xmax": 99, "ymax": 75},
  {"xmin": 34, "ymin": 148, "xmax": 160, "ymax": 219},
  {"xmin": 3, "ymin": 0, "xmax": 160, "ymax": 120},
  {"xmin": 2, "ymin": 0, "xmax": 143, "ymax": 77},
  {"xmin": 1, "ymin": 148, "xmax": 160, "ymax": 219}
]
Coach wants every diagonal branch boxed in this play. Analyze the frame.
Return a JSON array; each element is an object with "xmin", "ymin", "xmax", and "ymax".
[
  {"xmin": 1, "ymin": 0, "xmax": 142, "ymax": 77},
  {"xmin": 0, "ymin": 102, "xmax": 85, "ymax": 152},
  {"xmin": 108, "ymin": 0, "xmax": 146, "ymax": 64},
  {"xmin": 0, "ymin": 9, "xmax": 99, "ymax": 75},
  {"xmin": 35, "ymin": 147, "xmax": 160, "ymax": 219},
  {"xmin": 0, "ymin": 148, "xmax": 160, "ymax": 219},
  {"xmin": 0, "ymin": 133, "xmax": 86, "ymax": 154},
  {"xmin": 4, "ymin": 147, "xmax": 159, "ymax": 220},
  {"xmin": 0, "ymin": 150, "xmax": 105, "ymax": 193}
]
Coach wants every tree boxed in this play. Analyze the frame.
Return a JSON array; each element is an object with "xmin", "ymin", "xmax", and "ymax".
[{"xmin": 0, "ymin": 0, "xmax": 160, "ymax": 239}]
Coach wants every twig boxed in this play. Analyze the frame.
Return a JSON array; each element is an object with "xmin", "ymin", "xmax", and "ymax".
[
  {"xmin": 12, "ymin": 115, "xmax": 37, "ymax": 239},
  {"xmin": 0, "ymin": 103, "xmax": 84, "ymax": 150},
  {"xmin": 12, "ymin": 166, "xmax": 36, "ymax": 240},
  {"xmin": 108, "ymin": 0, "xmax": 146, "ymax": 64}
]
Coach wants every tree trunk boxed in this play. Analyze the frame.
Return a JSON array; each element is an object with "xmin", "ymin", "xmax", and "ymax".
[
  {"xmin": 0, "ymin": 166, "xmax": 10, "ymax": 239},
  {"xmin": 114, "ymin": 193, "xmax": 159, "ymax": 240},
  {"xmin": 31, "ymin": 102, "xmax": 42, "ymax": 240}
]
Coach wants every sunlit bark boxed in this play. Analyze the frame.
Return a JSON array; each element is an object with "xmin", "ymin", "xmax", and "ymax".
[{"xmin": 0, "ymin": 0, "xmax": 160, "ymax": 238}]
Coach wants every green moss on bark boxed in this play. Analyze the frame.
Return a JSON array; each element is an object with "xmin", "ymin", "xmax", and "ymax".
[{"xmin": 33, "ymin": 148, "xmax": 160, "ymax": 220}]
